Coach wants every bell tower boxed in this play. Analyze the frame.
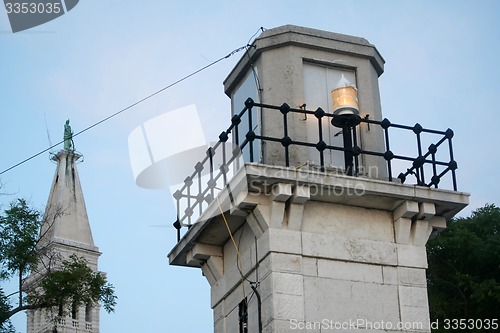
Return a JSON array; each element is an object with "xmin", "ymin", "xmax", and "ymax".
[
  {"xmin": 168, "ymin": 25, "xmax": 469, "ymax": 333},
  {"xmin": 25, "ymin": 122, "xmax": 101, "ymax": 333}
]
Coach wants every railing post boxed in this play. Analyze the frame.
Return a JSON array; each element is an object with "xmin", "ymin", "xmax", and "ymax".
[{"xmin": 342, "ymin": 126, "xmax": 354, "ymax": 176}]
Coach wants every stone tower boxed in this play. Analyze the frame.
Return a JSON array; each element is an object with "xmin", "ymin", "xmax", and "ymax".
[
  {"xmin": 168, "ymin": 25, "xmax": 469, "ymax": 333},
  {"xmin": 25, "ymin": 149, "xmax": 101, "ymax": 333}
]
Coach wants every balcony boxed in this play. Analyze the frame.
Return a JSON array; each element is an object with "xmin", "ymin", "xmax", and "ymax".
[{"xmin": 171, "ymin": 99, "xmax": 461, "ymax": 241}]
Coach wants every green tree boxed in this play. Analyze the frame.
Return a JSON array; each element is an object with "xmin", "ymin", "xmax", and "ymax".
[
  {"xmin": 427, "ymin": 204, "xmax": 500, "ymax": 332},
  {"xmin": 0, "ymin": 199, "xmax": 116, "ymax": 331},
  {"xmin": 0, "ymin": 289, "xmax": 14, "ymax": 333}
]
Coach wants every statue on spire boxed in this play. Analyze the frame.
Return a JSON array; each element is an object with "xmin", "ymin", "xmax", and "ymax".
[{"xmin": 64, "ymin": 119, "xmax": 75, "ymax": 151}]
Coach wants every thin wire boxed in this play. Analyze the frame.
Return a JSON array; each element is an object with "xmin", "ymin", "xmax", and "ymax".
[
  {"xmin": 237, "ymin": 224, "xmax": 256, "ymax": 284},
  {"xmin": 247, "ymin": 27, "xmax": 266, "ymax": 45},
  {"xmin": 245, "ymin": 27, "xmax": 265, "ymax": 164},
  {"xmin": 216, "ymin": 195, "xmax": 247, "ymax": 302},
  {"xmin": 0, "ymin": 45, "xmax": 247, "ymax": 176},
  {"xmin": 245, "ymin": 27, "xmax": 265, "ymax": 102}
]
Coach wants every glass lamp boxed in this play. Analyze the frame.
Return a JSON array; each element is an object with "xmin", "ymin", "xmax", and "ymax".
[
  {"xmin": 331, "ymin": 74, "xmax": 361, "ymax": 128},
  {"xmin": 330, "ymin": 73, "xmax": 361, "ymax": 175}
]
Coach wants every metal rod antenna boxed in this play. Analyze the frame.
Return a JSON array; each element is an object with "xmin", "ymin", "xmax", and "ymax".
[{"xmin": 44, "ymin": 114, "xmax": 54, "ymax": 153}]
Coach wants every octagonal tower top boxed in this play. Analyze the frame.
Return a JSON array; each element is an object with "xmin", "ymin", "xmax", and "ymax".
[{"xmin": 224, "ymin": 25, "xmax": 387, "ymax": 177}]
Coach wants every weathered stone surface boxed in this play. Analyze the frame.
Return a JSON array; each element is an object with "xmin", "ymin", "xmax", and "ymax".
[
  {"xmin": 302, "ymin": 231, "xmax": 398, "ymax": 265},
  {"xmin": 382, "ymin": 266, "xmax": 399, "ymax": 285},
  {"xmin": 303, "ymin": 276, "xmax": 401, "ymax": 326},
  {"xmin": 317, "ymin": 259, "xmax": 383, "ymax": 284},
  {"xmin": 270, "ymin": 252, "xmax": 303, "ymax": 274},
  {"xmin": 397, "ymin": 244, "xmax": 428, "ymax": 268},
  {"xmin": 394, "ymin": 217, "xmax": 412, "ymax": 244},
  {"xmin": 302, "ymin": 257, "xmax": 317, "ymax": 277},
  {"xmin": 398, "ymin": 267, "xmax": 427, "ymax": 287},
  {"xmin": 273, "ymin": 272, "xmax": 304, "ymax": 296}
]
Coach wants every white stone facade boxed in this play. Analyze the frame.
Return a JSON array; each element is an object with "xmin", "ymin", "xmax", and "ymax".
[{"xmin": 169, "ymin": 164, "xmax": 468, "ymax": 333}]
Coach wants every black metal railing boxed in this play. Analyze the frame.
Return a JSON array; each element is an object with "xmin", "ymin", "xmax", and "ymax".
[{"xmin": 172, "ymin": 98, "xmax": 458, "ymax": 240}]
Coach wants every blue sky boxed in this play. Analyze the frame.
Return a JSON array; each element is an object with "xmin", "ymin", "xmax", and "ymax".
[{"xmin": 1, "ymin": 1, "xmax": 499, "ymax": 332}]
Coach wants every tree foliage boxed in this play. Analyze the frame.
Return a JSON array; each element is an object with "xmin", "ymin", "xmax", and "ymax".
[
  {"xmin": 30, "ymin": 255, "xmax": 117, "ymax": 314},
  {"xmin": 427, "ymin": 204, "xmax": 500, "ymax": 331},
  {"xmin": 0, "ymin": 199, "xmax": 40, "ymax": 331},
  {"xmin": 0, "ymin": 199, "xmax": 40, "ymax": 280},
  {"xmin": 0, "ymin": 288, "xmax": 15, "ymax": 333},
  {"xmin": 0, "ymin": 199, "xmax": 116, "ymax": 331}
]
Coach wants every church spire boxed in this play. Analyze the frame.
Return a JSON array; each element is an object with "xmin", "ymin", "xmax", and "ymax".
[
  {"xmin": 38, "ymin": 119, "xmax": 96, "ymax": 250},
  {"xmin": 39, "ymin": 149, "xmax": 97, "ymax": 250},
  {"xmin": 27, "ymin": 121, "xmax": 101, "ymax": 333}
]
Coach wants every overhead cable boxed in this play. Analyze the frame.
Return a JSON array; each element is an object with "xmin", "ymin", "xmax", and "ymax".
[{"xmin": 0, "ymin": 45, "xmax": 247, "ymax": 176}]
